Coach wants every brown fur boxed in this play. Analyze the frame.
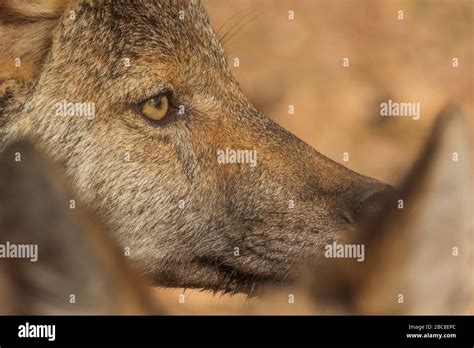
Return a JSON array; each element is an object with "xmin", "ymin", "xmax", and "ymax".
[{"xmin": 0, "ymin": 0, "xmax": 395, "ymax": 294}]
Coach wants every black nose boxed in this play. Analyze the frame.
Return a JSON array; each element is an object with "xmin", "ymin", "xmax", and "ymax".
[{"xmin": 353, "ymin": 184, "xmax": 398, "ymax": 223}]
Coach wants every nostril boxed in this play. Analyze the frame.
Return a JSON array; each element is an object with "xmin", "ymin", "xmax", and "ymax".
[{"xmin": 353, "ymin": 185, "xmax": 398, "ymax": 223}]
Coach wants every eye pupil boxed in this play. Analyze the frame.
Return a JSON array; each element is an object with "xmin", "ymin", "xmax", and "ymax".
[
  {"xmin": 150, "ymin": 97, "xmax": 162, "ymax": 107},
  {"xmin": 140, "ymin": 94, "xmax": 170, "ymax": 122}
]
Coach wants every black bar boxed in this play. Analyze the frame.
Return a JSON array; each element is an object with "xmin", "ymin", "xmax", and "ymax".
[{"xmin": 0, "ymin": 315, "xmax": 472, "ymax": 346}]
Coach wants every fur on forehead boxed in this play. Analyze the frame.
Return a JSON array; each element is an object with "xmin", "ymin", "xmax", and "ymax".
[
  {"xmin": 74, "ymin": 0, "xmax": 218, "ymax": 49},
  {"xmin": 0, "ymin": 0, "xmax": 223, "ymax": 81},
  {"xmin": 64, "ymin": 0, "xmax": 228, "ymax": 80}
]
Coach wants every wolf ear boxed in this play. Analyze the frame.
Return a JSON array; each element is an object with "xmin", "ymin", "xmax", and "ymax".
[
  {"xmin": 0, "ymin": 0, "xmax": 65, "ymax": 81},
  {"xmin": 0, "ymin": 141, "xmax": 161, "ymax": 314},
  {"xmin": 353, "ymin": 104, "xmax": 473, "ymax": 314},
  {"xmin": 309, "ymin": 105, "xmax": 473, "ymax": 314}
]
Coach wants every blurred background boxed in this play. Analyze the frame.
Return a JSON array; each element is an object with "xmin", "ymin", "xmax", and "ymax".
[
  {"xmin": 156, "ymin": 0, "xmax": 473, "ymax": 312},
  {"xmin": 204, "ymin": 0, "xmax": 472, "ymax": 184}
]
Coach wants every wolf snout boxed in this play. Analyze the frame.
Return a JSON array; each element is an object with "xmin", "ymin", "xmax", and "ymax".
[{"xmin": 352, "ymin": 184, "xmax": 398, "ymax": 223}]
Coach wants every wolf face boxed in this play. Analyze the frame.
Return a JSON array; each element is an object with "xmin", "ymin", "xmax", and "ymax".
[{"xmin": 0, "ymin": 0, "xmax": 395, "ymax": 294}]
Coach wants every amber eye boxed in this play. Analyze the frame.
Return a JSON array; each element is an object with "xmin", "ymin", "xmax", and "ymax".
[{"xmin": 141, "ymin": 94, "xmax": 169, "ymax": 121}]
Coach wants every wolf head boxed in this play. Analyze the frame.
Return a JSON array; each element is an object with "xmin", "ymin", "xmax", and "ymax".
[{"xmin": 0, "ymin": 0, "xmax": 395, "ymax": 294}]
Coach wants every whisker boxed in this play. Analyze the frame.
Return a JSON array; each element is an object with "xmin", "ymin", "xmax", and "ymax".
[
  {"xmin": 221, "ymin": 11, "xmax": 264, "ymax": 46},
  {"xmin": 220, "ymin": 10, "xmax": 259, "ymax": 44},
  {"xmin": 216, "ymin": 10, "xmax": 244, "ymax": 37}
]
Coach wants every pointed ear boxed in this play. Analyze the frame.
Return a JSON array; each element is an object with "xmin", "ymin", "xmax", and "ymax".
[
  {"xmin": 0, "ymin": 141, "xmax": 161, "ymax": 314},
  {"xmin": 309, "ymin": 105, "xmax": 473, "ymax": 314},
  {"xmin": 353, "ymin": 105, "xmax": 472, "ymax": 314},
  {"xmin": 0, "ymin": 0, "xmax": 65, "ymax": 81}
]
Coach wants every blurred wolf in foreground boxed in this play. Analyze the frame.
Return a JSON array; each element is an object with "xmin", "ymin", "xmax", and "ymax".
[
  {"xmin": 0, "ymin": 0, "xmax": 399, "ymax": 294},
  {"xmin": 0, "ymin": 107, "xmax": 471, "ymax": 314}
]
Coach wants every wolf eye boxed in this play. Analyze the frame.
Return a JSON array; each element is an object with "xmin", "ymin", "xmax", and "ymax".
[{"xmin": 141, "ymin": 94, "xmax": 169, "ymax": 121}]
